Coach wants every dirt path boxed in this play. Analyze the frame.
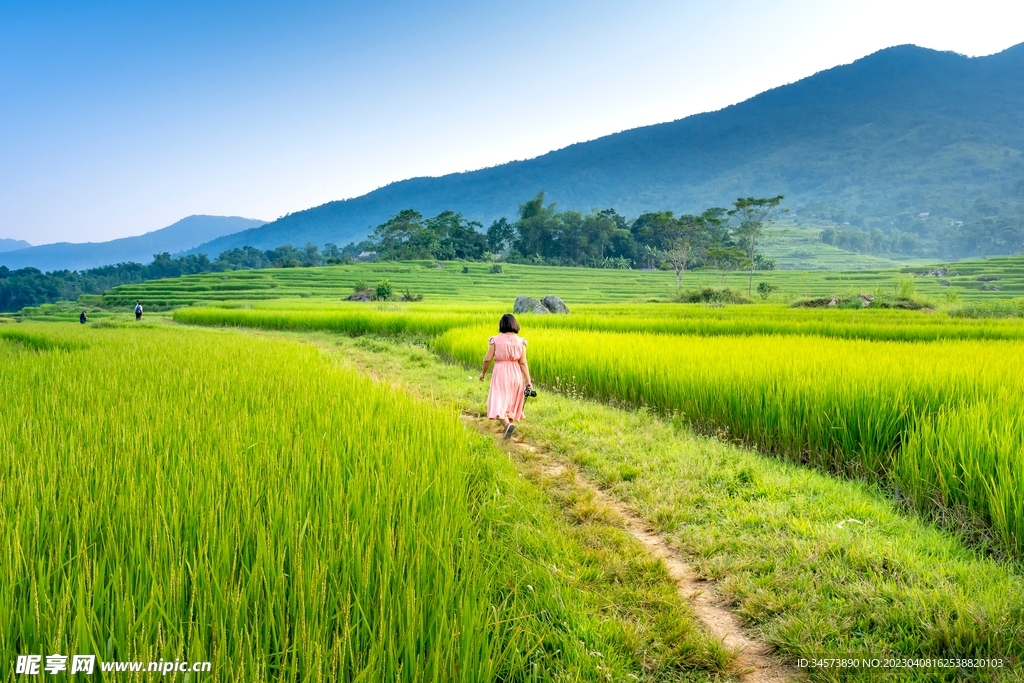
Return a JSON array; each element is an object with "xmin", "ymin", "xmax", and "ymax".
[
  {"xmin": 462, "ymin": 415, "xmax": 803, "ymax": 683},
  {"xmin": 314, "ymin": 338, "xmax": 799, "ymax": 682}
]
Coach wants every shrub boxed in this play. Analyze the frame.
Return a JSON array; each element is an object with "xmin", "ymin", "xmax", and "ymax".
[
  {"xmin": 461, "ymin": 265, "xmax": 470, "ymax": 274},
  {"xmin": 489, "ymin": 264, "xmax": 504, "ymax": 274},
  {"xmin": 400, "ymin": 289, "xmax": 424, "ymax": 302},
  {"xmin": 374, "ymin": 280, "xmax": 394, "ymax": 301},
  {"xmin": 674, "ymin": 287, "xmax": 751, "ymax": 304},
  {"xmin": 757, "ymin": 282, "xmax": 779, "ymax": 300},
  {"xmin": 896, "ymin": 277, "xmax": 916, "ymax": 299},
  {"xmin": 950, "ymin": 298, "xmax": 1024, "ymax": 318},
  {"xmin": 353, "ymin": 280, "xmax": 368, "ymax": 293}
]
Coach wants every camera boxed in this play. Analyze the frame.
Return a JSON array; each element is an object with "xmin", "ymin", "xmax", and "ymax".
[{"xmin": 524, "ymin": 387, "xmax": 538, "ymax": 399}]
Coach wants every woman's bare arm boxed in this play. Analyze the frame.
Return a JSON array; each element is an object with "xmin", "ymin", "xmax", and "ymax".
[
  {"xmin": 518, "ymin": 346, "xmax": 532, "ymax": 388},
  {"xmin": 479, "ymin": 343, "xmax": 495, "ymax": 381}
]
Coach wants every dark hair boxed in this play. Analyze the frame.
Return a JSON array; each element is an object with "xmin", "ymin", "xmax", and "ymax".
[{"xmin": 498, "ymin": 313, "xmax": 520, "ymax": 334}]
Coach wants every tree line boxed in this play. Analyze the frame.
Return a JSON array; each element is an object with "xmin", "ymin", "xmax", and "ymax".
[
  {"xmin": 0, "ymin": 243, "xmax": 369, "ymax": 312},
  {"xmin": 1, "ymin": 192, "xmax": 785, "ymax": 312},
  {"xmin": 371, "ymin": 192, "xmax": 786, "ymax": 293},
  {"xmin": 810, "ymin": 197, "xmax": 1024, "ymax": 259}
]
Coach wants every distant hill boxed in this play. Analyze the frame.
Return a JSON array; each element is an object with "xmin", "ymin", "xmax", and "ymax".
[
  {"xmin": 1, "ymin": 216, "xmax": 266, "ymax": 271},
  {"xmin": 190, "ymin": 42, "xmax": 1024, "ymax": 259},
  {"xmin": 0, "ymin": 238, "xmax": 31, "ymax": 253}
]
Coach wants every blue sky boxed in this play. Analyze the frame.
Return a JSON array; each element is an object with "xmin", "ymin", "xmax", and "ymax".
[{"xmin": 1, "ymin": 0, "xmax": 1022, "ymax": 244}]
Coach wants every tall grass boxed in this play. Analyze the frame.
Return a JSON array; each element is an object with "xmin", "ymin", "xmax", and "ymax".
[
  {"xmin": 434, "ymin": 325, "xmax": 1024, "ymax": 557},
  {"xmin": 0, "ymin": 324, "xmax": 658, "ymax": 680},
  {"xmin": 173, "ymin": 305, "xmax": 489, "ymax": 336},
  {"xmin": 176, "ymin": 302, "xmax": 1024, "ymax": 342},
  {"xmin": 529, "ymin": 308, "xmax": 1024, "ymax": 341},
  {"xmin": 898, "ymin": 393, "xmax": 1024, "ymax": 554}
]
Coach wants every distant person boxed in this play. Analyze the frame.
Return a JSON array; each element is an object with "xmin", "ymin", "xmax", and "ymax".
[
  {"xmin": 134, "ymin": 301, "xmax": 143, "ymax": 321},
  {"xmin": 479, "ymin": 313, "xmax": 533, "ymax": 439},
  {"xmin": 79, "ymin": 311, "xmax": 87, "ymax": 324}
]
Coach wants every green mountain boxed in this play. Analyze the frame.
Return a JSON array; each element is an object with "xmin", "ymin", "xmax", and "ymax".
[
  {"xmin": 1, "ymin": 215, "xmax": 265, "ymax": 272},
  {"xmin": 191, "ymin": 42, "xmax": 1024, "ymax": 259}
]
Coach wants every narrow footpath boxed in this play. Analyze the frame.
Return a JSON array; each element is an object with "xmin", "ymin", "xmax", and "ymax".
[{"xmin": 461, "ymin": 414, "xmax": 803, "ymax": 683}]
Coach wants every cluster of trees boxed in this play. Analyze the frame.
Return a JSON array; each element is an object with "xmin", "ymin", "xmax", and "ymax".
[
  {"xmin": 212, "ymin": 242, "xmax": 376, "ymax": 269},
  {"xmin": 369, "ymin": 192, "xmax": 786, "ymax": 292},
  {"xmin": 0, "ymin": 242, "xmax": 375, "ymax": 312},
  {"xmin": 811, "ymin": 198, "xmax": 1024, "ymax": 259},
  {"xmin": 2, "ymin": 253, "xmax": 212, "ymax": 312},
  {"xmin": 2, "ymin": 193, "xmax": 787, "ymax": 311},
  {"xmin": 371, "ymin": 210, "xmax": 488, "ymax": 261},
  {"xmin": 819, "ymin": 226, "xmax": 923, "ymax": 255}
]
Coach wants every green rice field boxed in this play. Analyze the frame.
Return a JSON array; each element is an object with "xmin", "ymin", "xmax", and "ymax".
[
  {"xmin": 172, "ymin": 300, "xmax": 1024, "ymax": 342},
  {"xmin": 435, "ymin": 326, "xmax": 1024, "ymax": 557},
  {"xmin": 1, "ymin": 324, "xmax": 732, "ymax": 681},
  {"xmin": 7, "ymin": 256, "xmax": 1024, "ymax": 680},
  {"xmin": 74, "ymin": 254, "xmax": 1024, "ymax": 311}
]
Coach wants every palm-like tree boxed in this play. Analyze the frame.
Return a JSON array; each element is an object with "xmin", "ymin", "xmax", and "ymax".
[{"xmin": 641, "ymin": 245, "xmax": 661, "ymax": 269}]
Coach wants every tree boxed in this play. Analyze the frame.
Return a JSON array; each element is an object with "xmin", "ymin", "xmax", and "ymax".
[
  {"xmin": 486, "ymin": 218, "xmax": 516, "ymax": 254},
  {"xmin": 661, "ymin": 214, "xmax": 709, "ymax": 293},
  {"xmin": 372, "ymin": 210, "xmax": 426, "ymax": 260},
  {"xmin": 640, "ymin": 245, "xmax": 661, "ymax": 269},
  {"xmin": 214, "ymin": 246, "xmax": 270, "ymax": 270},
  {"xmin": 705, "ymin": 246, "xmax": 748, "ymax": 287},
  {"xmin": 729, "ymin": 196, "xmax": 786, "ymax": 296},
  {"xmin": 302, "ymin": 243, "xmax": 323, "ymax": 267},
  {"xmin": 513, "ymin": 192, "xmax": 559, "ymax": 259},
  {"xmin": 425, "ymin": 211, "xmax": 487, "ymax": 260},
  {"xmin": 265, "ymin": 244, "xmax": 304, "ymax": 268}
]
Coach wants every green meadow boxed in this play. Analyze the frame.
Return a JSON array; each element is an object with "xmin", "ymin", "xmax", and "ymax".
[{"xmin": 5, "ymin": 254, "xmax": 1024, "ymax": 680}]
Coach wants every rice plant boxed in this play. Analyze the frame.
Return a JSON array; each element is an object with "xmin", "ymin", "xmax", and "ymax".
[
  {"xmin": 175, "ymin": 301, "xmax": 1024, "ymax": 343},
  {"xmin": 1, "ymin": 324, "xmax": 682, "ymax": 681},
  {"xmin": 434, "ymin": 325, "xmax": 1024, "ymax": 557}
]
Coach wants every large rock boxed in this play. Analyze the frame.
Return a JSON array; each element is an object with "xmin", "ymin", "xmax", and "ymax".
[
  {"xmin": 347, "ymin": 290, "xmax": 373, "ymax": 302},
  {"xmin": 541, "ymin": 295, "xmax": 570, "ymax": 314},
  {"xmin": 514, "ymin": 295, "xmax": 544, "ymax": 314}
]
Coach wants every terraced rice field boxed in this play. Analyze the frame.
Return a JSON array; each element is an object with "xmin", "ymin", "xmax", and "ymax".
[
  {"xmin": 9, "ymin": 259, "xmax": 1024, "ymax": 680},
  {"xmin": 173, "ymin": 301, "xmax": 1024, "ymax": 342},
  {"xmin": 84, "ymin": 255, "xmax": 1024, "ymax": 310}
]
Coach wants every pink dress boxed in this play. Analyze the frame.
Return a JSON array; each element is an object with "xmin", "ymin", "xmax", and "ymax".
[{"xmin": 487, "ymin": 335, "xmax": 527, "ymax": 421}]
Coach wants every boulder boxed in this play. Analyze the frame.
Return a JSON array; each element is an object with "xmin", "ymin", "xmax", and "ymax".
[
  {"xmin": 541, "ymin": 295, "xmax": 570, "ymax": 314},
  {"xmin": 347, "ymin": 290, "xmax": 373, "ymax": 302},
  {"xmin": 514, "ymin": 295, "xmax": 542, "ymax": 314}
]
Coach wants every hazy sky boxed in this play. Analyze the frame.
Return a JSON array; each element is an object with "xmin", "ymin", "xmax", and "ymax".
[{"xmin": 1, "ymin": 0, "xmax": 1022, "ymax": 244}]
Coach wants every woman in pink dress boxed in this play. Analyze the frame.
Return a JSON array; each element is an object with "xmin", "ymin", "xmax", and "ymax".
[{"xmin": 479, "ymin": 313, "xmax": 533, "ymax": 439}]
